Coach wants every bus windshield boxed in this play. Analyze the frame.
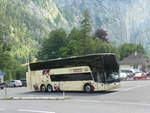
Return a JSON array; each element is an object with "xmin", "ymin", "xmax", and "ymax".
[
  {"xmin": 93, "ymin": 71, "xmax": 119, "ymax": 83},
  {"xmin": 105, "ymin": 71, "xmax": 120, "ymax": 83}
]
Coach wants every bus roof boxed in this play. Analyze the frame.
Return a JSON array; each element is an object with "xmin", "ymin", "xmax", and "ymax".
[{"xmin": 29, "ymin": 53, "xmax": 119, "ymax": 71}]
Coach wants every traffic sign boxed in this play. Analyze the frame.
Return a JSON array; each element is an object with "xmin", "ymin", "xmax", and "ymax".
[{"xmin": 0, "ymin": 72, "xmax": 5, "ymax": 76}]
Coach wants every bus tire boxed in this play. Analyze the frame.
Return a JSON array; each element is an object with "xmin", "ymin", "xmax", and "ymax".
[
  {"xmin": 0, "ymin": 87, "xmax": 4, "ymax": 89},
  {"xmin": 40, "ymin": 84, "xmax": 46, "ymax": 92},
  {"xmin": 47, "ymin": 84, "xmax": 53, "ymax": 92},
  {"xmin": 84, "ymin": 84, "xmax": 92, "ymax": 93},
  {"xmin": 13, "ymin": 84, "xmax": 16, "ymax": 87}
]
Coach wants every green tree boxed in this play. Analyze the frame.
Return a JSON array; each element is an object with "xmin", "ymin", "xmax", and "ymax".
[
  {"xmin": 38, "ymin": 11, "xmax": 120, "ymax": 61},
  {"xmin": 94, "ymin": 39, "xmax": 120, "ymax": 59},
  {"xmin": 95, "ymin": 29, "xmax": 108, "ymax": 42},
  {"xmin": 136, "ymin": 44, "xmax": 145, "ymax": 54},
  {"xmin": 60, "ymin": 40, "xmax": 81, "ymax": 57},
  {"xmin": 119, "ymin": 43, "xmax": 146, "ymax": 60},
  {"xmin": 0, "ymin": 31, "xmax": 26, "ymax": 81},
  {"xmin": 68, "ymin": 27, "xmax": 81, "ymax": 41},
  {"xmin": 67, "ymin": 27, "xmax": 92, "ymax": 56},
  {"xmin": 80, "ymin": 10, "xmax": 92, "ymax": 37},
  {"xmin": 38, "ymin": 28, "xmax": 67, "ymax": 60}
]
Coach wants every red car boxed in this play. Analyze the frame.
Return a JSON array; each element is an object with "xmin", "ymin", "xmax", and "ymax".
[{"xmin": 133, "ymin": 73, "xmax": 147, "ymax": 80}]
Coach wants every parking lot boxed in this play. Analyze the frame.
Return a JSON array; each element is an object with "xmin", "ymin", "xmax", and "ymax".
[{"xmin": 0, "ymin": 80, "xmax": 150, "ymax": 113}]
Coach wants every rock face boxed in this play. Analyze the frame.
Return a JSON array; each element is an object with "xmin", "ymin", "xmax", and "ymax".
[
  {"xmin": 20, "ymin": 0, "xmax": 69, "ymax": 29},
  {"xmin": 55, "ymin": 0, "xmax": 150, "ymax": 52},
  {"xmin": 2, "ymin": 0, "xmax": 150, "ymax": 53}
]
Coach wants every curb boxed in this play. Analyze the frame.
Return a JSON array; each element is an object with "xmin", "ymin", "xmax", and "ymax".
[{"xmin": 0, "ymin": 96, "xmax": 70, "ymax": 100}]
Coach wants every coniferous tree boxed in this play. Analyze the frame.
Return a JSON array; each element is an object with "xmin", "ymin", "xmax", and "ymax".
[
  {"xmin": 80, "ymin": 10, "xmax": 92, "ymax": 37},
  {"xmin": 79, "ymin": 10, "xmax": 93, "ymax": 55}
]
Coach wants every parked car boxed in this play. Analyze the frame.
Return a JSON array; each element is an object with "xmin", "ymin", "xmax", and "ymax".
[
  {"xmin": 146, "ymin": 72, "xmax": 150, "ymax": 77},
  {"xmin": 133, "ymin": 72, "xmax": 147, "ymax": 80},
  {"xmin": 20, "ymin": 79, "xmax": 27, "ymax": 87},
  {"xmin": 0, "ymin": 82, "xmax": 5, "ymax": 89},
  {"xmin": 119, "ymin": 72, "xmax": 128, "ymax": 80},
  {"xmin": 120, "ymin": 68, "xmax": 136, "ymax": 78},
  {"xmin": 6, "ymin": 80, "xmax": 22, "ymax": 87}
]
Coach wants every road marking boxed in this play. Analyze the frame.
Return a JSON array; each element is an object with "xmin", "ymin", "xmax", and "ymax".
[
  {"xmin": 67, "ymin": 99, "xmax": 150, "ymax": 107},
  {"xmin": 18, "ymin": 109, "xmax": 55, "ymax": 113}
]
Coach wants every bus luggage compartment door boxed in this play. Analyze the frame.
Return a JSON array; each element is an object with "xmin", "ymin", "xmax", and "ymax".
[{"xmin": 59, "ymin": 81, "xmax": 84, "ymax": 91}]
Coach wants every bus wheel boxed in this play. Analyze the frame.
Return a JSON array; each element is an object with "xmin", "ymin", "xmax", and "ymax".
[
  {"xmin": 40, "ymin": 84, "xmax": 46, "ymax": 92},
  {"xmin": 84, "ymin": 84, "xmax": 92, "ymax": 93},
  {"xmin": 47, "ymin": 84, "xmax": 53, "ymax": 92}
]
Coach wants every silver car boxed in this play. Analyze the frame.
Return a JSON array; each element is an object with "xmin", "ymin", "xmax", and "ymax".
[{"xmin": 6, "ymin": 80, "xmax": 22, "ymax": 87}]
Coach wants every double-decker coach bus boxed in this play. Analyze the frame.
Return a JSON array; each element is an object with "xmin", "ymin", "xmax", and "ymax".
[{"xmin": 26, "ymin": 53, "xmax": 120, "ymax": 93}]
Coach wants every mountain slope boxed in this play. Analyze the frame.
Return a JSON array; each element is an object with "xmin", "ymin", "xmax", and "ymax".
[
  {"xmin": 0, "ymin": 0, "xmax": 69, "ymax": 62},
  {"xmin": 1, "ymin": 0, "xmax": 150, "ymax": 63},
  {"xmin": 55, "ymin": 0, "xmax": 150, "ymax": 52}
]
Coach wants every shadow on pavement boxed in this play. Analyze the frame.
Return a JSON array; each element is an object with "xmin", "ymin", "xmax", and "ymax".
[{"xmin": 19, "ymin": 90, "xmax": 118, "ymax": 97}]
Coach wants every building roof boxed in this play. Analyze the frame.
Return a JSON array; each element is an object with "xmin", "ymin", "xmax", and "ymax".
[{"xmin": 119, "ymin": 53, "xmax": 150, "ymax": 65}]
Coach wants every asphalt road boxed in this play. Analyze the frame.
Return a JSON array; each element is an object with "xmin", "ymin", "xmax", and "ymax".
[{"xmin": 0, "ymin": 80, "xmax": 150, "ymax": 113}]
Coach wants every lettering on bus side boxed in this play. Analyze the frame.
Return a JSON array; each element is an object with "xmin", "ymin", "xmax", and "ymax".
[
  {"xmin": 69, "ymin": 68, "xmax": 89, "ymax": 73},
  {"xmin": 69, "ymin": 68, "xmax": 83, "ymax": 73}
]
